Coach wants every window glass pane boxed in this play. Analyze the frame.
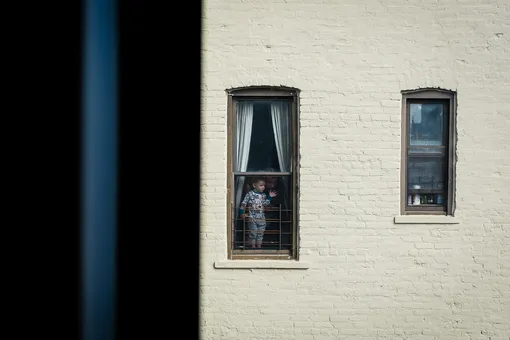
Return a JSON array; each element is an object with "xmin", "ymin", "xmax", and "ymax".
[
  {"xmin": 232, "ymin": 174, "xmax": 292, "ymax": 250},
  {"xmin": 235, "ymin": 100, "xmax": 292, "ymax": 173},
  {"xmin": 407, "ymin": 156, "xmax": 446, "ymax": 206},
  {"xmin": 409, "ymin": 103, "xmax": 444, "ymax": 146}
]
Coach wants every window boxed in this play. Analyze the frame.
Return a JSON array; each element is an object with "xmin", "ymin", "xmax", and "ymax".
[
  {"xmin": 226, "ymin": 86, "xmax": 299, "ymax": 260},
  {"xmin": 400, "ymin": 88, "xmax": 457, "ymax": 215}
]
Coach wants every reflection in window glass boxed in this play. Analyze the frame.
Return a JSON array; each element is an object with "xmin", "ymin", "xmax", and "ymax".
[
  {"xmin": 409, "ymin": 103, "xmax": 444, "ymax": 146},
  {"xmin": 407, "ymin": 156, "xmax": 446, "ymax": 206},
  {"xmin": 408, "ymin": 156, "xmax": 445, "ymax": 190}
]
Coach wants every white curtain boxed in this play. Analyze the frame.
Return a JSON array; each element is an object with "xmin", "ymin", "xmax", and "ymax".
[
  {"xmin": 270, "ymin": 101, "xmax": 291, "ymax": 172},
  {"xmin": 235, "ymin": 102, "xmax": 254, "ymax": 209},
  {"xmin": 271, "ymin": 101, "xmax": 291, "ymax": 209}
]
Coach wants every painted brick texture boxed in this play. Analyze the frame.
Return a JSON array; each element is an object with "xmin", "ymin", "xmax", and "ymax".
[{"xmin": 200, "ymin": 0, "xmax": 510, "ymax": 339}]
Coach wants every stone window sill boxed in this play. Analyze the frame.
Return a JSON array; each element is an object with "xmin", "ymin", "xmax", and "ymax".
[
  {"xmin": 214, "ymin": 260, "xmax": 310, "ymax": 269},
  {"xmin": 394, "ymin": 215, "xmax": 460, "ymax": 224}
]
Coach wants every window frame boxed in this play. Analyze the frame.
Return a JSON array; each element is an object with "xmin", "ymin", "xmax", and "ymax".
[
  {"xmin": 400, "ymin": 88, "xmax": 457, "ymax": 216},
  {"xmin": 226, "ymin": 86, "xmax": 300, "ymax": 260}
]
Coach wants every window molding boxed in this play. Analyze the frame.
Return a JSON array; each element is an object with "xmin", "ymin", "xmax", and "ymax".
[
  {"xmin": 226, "ymin": 86, "xmax": 301, "ymax": 260},
  {"xmin": 227, "ymin": 85, "xmax": 299, "ymax": 97},
  {"xmin": 400, "ymin": 88, "xmax": 457, "ymax": 216},
  {"xmin": 214, "ymin": 260, "xmax": 310, "ymax": 269},
  {"xmin": 394, "ymin": 215, "xmax": 460, "ymax": 224}
]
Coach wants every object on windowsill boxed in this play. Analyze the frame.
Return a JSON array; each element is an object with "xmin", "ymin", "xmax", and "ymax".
[
  {"xmin": 413, "ymin": 193, "xmax": 421, "ymax": 205},
  {"xmin": 436, "ymin": 194, "xmax": 443, "ymax": 205}
]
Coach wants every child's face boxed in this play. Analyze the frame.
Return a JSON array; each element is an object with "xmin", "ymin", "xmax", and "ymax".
[{"xmin": 253, "ymin": 180, "xmax": 265, "ymax": 192}]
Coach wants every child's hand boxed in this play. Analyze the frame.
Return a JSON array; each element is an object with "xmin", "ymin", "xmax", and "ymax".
[
  {"xmin": 241, "ymin": 213, "xmax": 247, "ymax": 219},
  {"xmin": 269, "ymin": 190, "xmax": 278, "ymax": 197}
]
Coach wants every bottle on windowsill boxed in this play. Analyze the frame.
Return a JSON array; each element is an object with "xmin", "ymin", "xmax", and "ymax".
[
  {"xmin": 436, "ymin": 194, "xmax": 443, "ymax": 205},
  {"xmin": 413, "ymin": 193, "xmax": 421, "ymax": 205}
]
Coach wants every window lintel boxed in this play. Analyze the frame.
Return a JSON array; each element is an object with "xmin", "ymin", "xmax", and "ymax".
[
  {"xmin": 226, "ymin": 85, "xmax": 300, "ymax": 97},
  {"xmin": 402, "ymin": 88, "xmax": 456, "ymax": 100}
]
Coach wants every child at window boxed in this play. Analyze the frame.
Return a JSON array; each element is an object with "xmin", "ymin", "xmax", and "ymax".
[{"xmin": 239, "ymin": 178, "xmax": 278, "ymax": 248}]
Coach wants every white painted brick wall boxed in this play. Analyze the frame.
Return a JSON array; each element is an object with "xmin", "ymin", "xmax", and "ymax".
[{"xmin": 200, "ymin": 0, "xmax": 510, "ymax": 339}]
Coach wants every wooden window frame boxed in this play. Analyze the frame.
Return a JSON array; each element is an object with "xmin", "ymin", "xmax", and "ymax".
[
  {"xmin": 400, "ymin": 88, "xmax": 457, "ymax": 216},
  {"xmin": 226, "ymin": 86, "xmax": 300, "ymax": 260}
]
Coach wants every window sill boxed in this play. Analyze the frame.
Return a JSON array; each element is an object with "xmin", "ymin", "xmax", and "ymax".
[
  {"xmin": 214, "ymin": 260, "xmax": 310, "ymax": 269},
  {"xmin": 394, "ymin": 215, "xmax": 459, "ymax": 224}
]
